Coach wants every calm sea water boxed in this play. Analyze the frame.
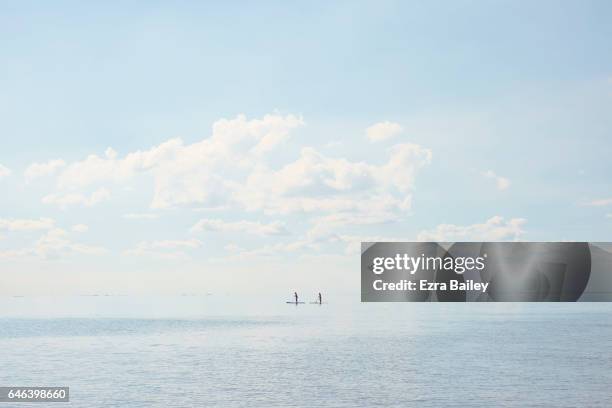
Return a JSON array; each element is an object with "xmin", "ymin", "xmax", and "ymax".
[{"xmin": 0, "ymin": 297, "xmax": 611, "ymax": 407}]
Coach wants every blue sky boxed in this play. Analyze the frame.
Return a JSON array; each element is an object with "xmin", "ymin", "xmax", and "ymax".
[{"xmin": 1, "ymin": 1, "xmax": 611, "ymax": 296}]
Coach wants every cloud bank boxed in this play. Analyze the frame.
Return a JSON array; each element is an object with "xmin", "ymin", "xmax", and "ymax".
[
  {"xmin": 366, "ymin": 121, "xmax": 403, "ymax": 142},
  {"xmin": 417, "ymin": 216, "xmax": 526, "ymax": 241}
]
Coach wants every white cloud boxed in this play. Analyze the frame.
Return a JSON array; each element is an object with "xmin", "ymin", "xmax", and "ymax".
[
  {"xmin": 123, "ymin": 213, "xmax": 159, "ymax": 220},
  {"xmin": 124, "ymin": 239, "xmax": 202, "ymax": 260},
  {"xmin": 44, "ymin": 114, "xmax": 303, "ymax": 209},
  {"xmin": 227, "ymin": 239, "xmax": 318, "ymax": 259},
  {"xmin": 147, "ymin": 239, "xmax": 202, "ymax": 249},
  {"xmin": 220, "ymin": 214, "xmax": 405, "ymax": 259},
  {"xmin": 42, "ymin": 188, "xmax": 111, "ymax": 208},
  {"xmin": 30, "ymin": 113, "xmax": 433, "ymax": 262},
  {"xmin": 191, "ymin": 219, "xmax": 289, "ymax": 236},
  {"xmin": 213, "ymin": 219, "xmax": 351, "ymax": 259},
  {"xmin": 55, "ymin": 114, "xmax": 303, "ymax": 191},
  {"xmin": 220, "ymin": 216, "xmax": 523, "ymax": 260},
  {"xmin": 366, "ymin": 121, "xmax": 403, "ymax": 142},
  {"xmin": 235, "ymin": 143, "xmax": 431, "ymax": 215},
  {"xmin": 0, "ymin": 164, "xmax": 11, "ymax": 179},
  {"xmin": 0, "ymin": 227, "xmax": 106, "ymax": 260},
  {"xmin": 307, "ymin": 212, "xmax": 397, "ymax": 243},
  {"xmin": 124, "ymin": 247, "xmax": 186, "ymax": 260},
  {"xmin": 0, "ymin": 218, "xmax": 55, "ymax": 231},
  {"xmin": 336, "ymin": 234, "xmax": 408, "ymax": 254},
  {"xmin": 149, "ymin": 114, "xmax": 305, "ymax": 209},
  {"xmin": 584, "ymin": 198, "xmax": 612, "ymax": 207},
  {"xmin": 416, "ymin": 216, "xmax": 526, "ymax": 241},
  {"xmin": 24, "ymin": 159, "xmax": 66, "ymax": 182},
  {"xmin": 71, "ymin": 224, "xmax": 89, "ymax": 233},
  {"xmin": 37, "ymin": 114, "xmax": 430, "ymax": 226},
  {"xmin": 56, "ymin": 138, "xmax": 183, "ymax": 190},
  {"xmin": 224, "ymin": 230, "xmax": 404, "ymax": 259},
  {"xmin": 34, "ymin": 228, "xmax": 107, "ymax": 258},
  {"xmin": 482, "ymin": 170, "xmax": 510, "ymax": 191}
]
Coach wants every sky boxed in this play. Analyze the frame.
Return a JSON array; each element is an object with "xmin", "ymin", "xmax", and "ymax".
[{"xmin": 0, "ymin": 0, "xmax": 611, "ymax": 297}]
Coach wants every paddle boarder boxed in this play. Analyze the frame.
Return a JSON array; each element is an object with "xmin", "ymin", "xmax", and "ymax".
[
  {"xmin": 318, "ymin": 292, "xmax": 322, "ymax": 305},
  {"xmin": 294, "ymin": 291, "xmax": 299, "ymax": 304}
]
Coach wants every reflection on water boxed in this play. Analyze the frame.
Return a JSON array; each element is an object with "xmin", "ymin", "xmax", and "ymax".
[{"xmin": 0, "ymin": 297, "xmax": 611, "ymax": 407}]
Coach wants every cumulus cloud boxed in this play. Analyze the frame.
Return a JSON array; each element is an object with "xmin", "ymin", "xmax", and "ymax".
[
  {"xmin": 54, "ymin": 114, "xmax": 303, "ymax": 191},
  {"xmin": 55, "ymin": 140, "xmax": 182, "ymax": 190},
  {"xmin": 191, "ymin": 219, "xmax": 289, "ymax": 236},
  {"xmin": 27, "ymin": 113, "xmax": 435, "ymax": 262},
  {"xmin": 0, "ymin": 218, "xmax": 55, "ymax": 231},
  {"xmin": 0, "ymin": 164, "xmax": 11, "ymax": 179},
  {"xmin": 482, "ymin": 170, "xmax": 510, "ymax": 191},
  {"xmin": 39, "ymin": 114, "xmax": 303, "ymax": 209},
  {"xmin": 42, "ymin": 188, "xmax": 111, "ymax": 208},
  {"xmin": 149, "ymin": 114, "xmax": 304, "ymax": 209},
  {"xmin": 34, "ymin": 114, "xmax": 430, "ymax": 226},
  {"xmin": 24, "ymin": 159, "xmax": 66, "ymax": 182},
  {"xmin": 366, "ymin": 121, "xmax": 403, "ymax": 142},
  {"xmin": 235, "ymin": 143, "xmax": 431, "ymax": 215},
  {"xmin": 416, "ymin": 216, "xmax": 526, "ymax": 241}
]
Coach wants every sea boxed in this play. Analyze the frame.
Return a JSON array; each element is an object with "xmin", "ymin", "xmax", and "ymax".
[{"xmin": 0, "ymin": 296, "xmax": 611, "ymax": 407}]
